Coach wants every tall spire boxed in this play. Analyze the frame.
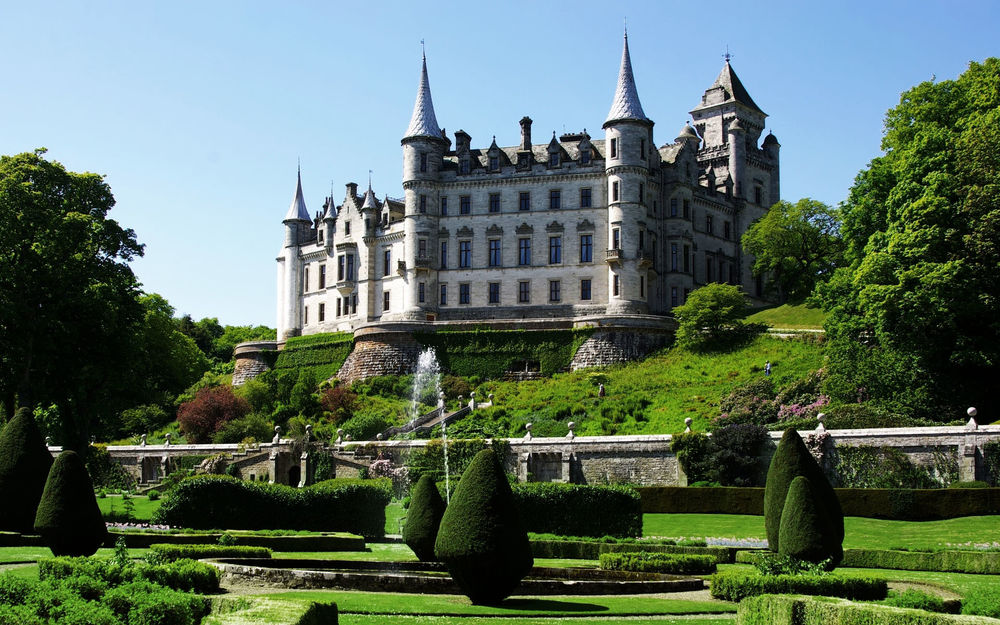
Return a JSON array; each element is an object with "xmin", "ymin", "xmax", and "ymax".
[
  {"xmin": 284, "ymin": 165, "xmax": 310, "ymax": 221},
  {"xmin": 605, "ymin": 29, "xmax": 649, "ymax": 125},
  {"xmin": 404, "ymin": 49, "xmax": 443, "ymax": 140}
]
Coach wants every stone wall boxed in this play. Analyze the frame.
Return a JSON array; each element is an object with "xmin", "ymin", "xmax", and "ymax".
[
  {"xmin": 570, "ymin": 329, "xmax": 673, "ymax": 370},
  {"xmin": 232, "ymin": 341, "xmax": 279, "ymax": 387},
  {"xmin": 336, "ymin": 330, "xmax": 424, "ymax": 383}
]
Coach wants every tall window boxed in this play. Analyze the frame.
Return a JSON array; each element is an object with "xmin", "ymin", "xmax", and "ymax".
[
  {"xmin": 640, "ymin": 138, "xmax": 646, "ymax": 159},
  {"xmin": 489, "ymin": 155, "xmax": 499, "ymax": 171},
  {"xmin": 549, "ymin": 280, "xmax": 561, "ymax": 302},
  {"xmin": 549, "ymin": 189, "xmax": 561, "ymax": 209},
  {"xmin": 419, "ymin": 195, "xmax": 427, "ymax": 213},
  {"xmin": 440, "ymin": 196, "xmax": 448, "ymax": 215},
  {"xmin": 440, "ymin": 241, "xmax": 447, "ymax": 269},
  {"xmin": 488, "ymin": 239, "xmax": 501, "ymax": 267},
  {"xmin": 706, "ymin": 254, "xmax": 714, "ymax": 282},
  {"xmin": 671, "ymin": 286, "xmax": 679, "ymax": 307},
  {"xmin": 336, "ymin": 299, "xmax": 341, "ymax": 317},
  {"xmin": 352, "ymin": 293, "xmax": 357, "ymax": 314},
  {"xmin": 383, "ymin": 291, "xmax": 390, "ymax": 311},
  {"xmin": 319, "ymin": 303, "xmax": 325, "ymax": 322},
  {"xmin": 418, "ymin": 239, "xmax": 427, "ymax": 259},
  {"xmin": 670, "ymin": 198, "xmax": 678, "ymax": 217},
  {"xmin": 612, "ymin": 228, "xmax": 620, "ymax": 250},
  {"xmin": 418, "ymin": 282, "xmax": 425, "ymax": 303},
  {"xmin": 683, "ymin": 245, "xmax": 690, "ymax": 272},
  {"xmin": 580, "ymin": 149, "xmax": 591, "ymax": 165},
  {"xmin": 459, "ymin": 159, "xmax": 469, "ymax": 174},
  {"xmin": 345, "ymin": 221, "xmax": 351, "ymax": 236},
  {"xmin": 549, "ymin": 152, "xmax": 559, "ymax": 167},
  {"xmin": 304, "ymin": 305, "xmax": 308, "ymax": 324},
  {"xmin": 419, "ymin": 152, "xmax": 428, "ymax": 172},
  {"xmin": 346, "ymin": 254, "xmax": 355, "ymax": 280},
  {"xmin": 518, "ymin": 238, "xmax": 531, "ymax": 265},
  {"xmin": 549, "ymin": 236, "xmax": 562, "ymax": 264},
  {"xmin": 580, "ymin": 278, "xmax": 592, "ymax": 300},
  {"xmin": 706, "ymin": 215, "xmax": 714, "ymax": 235},
  {"xmin": 459, "ymin": 241, "xmax": 471, "ymax": 268},
  {"xmin": 613, "ymin": 274, "xmax": 620, "ymax": 296},
  {"xmin": 440, "ymin": 284, "xmax": 447, "ymax": 305},
  {"xmin": 580, "ymin": 187, "xmax": 592, "ymax": 208},
  {"xmin": 383, "ymin": 249, "xmax": 391, "ymax": 277},
  {"xmin": 671, "ymin": 243, "xmax": 678, "ymax": 271},
  {"xmin": 640, "ymin": 275, "xmax": 645, "ymax": 298},
  {"xmin": 683, "ymin": 199, "xmax": 690, "ymax": 219},
  {"xmin": 755, "ymin": 186, "xmax": 763, "ymax": 205},
  {"xmin": 337, "ymin": 256, "xmax": 345, "ymax": 281},
  {"xmin": 488, "ymin": 282, "xmax": 500, "ymax": 304},
  {"xmin": 518, "ymin": 281, "xmax": 530, "ymax": 303},
  {"xmin": 610, "ymin": 137, "xmax": 618, "ymax": 158},
  {"xmin": 459, "ymin": 283, "xmax": 470, "ymax": 304},
  {"xmin": 460, "ymin": 195, "xmax": 471, "ymax": 215},
  {"xmin": 519, "ymin": 192, "xmax": 530, "ymax": 211},
  {"xmin": 639, "ymin": 182, "xmax": 644, "ymax": 203},
  {"xmin": 489, "ymin": 193, "xmax": 500, "ymax": 213},
  {"xmin": 320, "ymin": 265, "xmax": 327, "ymax": 289},
  {"xmin": 724, "ymin": 221, "xmax": 731, "ymax": 240},
  {"xmin": 580, "ymin": 234, "xmax": 593, "ymax": 262},
  {"xmin": 612, "ymin": 181, "xmax": 619, "ymax": 202}
]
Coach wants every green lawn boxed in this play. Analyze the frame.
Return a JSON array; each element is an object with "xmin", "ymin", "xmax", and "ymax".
[
  {"xmin": 644, "ymin": 514, "xmax": 1000, "ymax": 551},
  {"xmin": 97, "ymin": 494, "xmax": 162, "ymax": 521},
  {"xmin": 745, "ymin": 303, "xmax": 827, "ymax": 330}
]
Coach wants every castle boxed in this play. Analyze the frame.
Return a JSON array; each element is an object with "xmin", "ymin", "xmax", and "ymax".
[{"xmin": 276, "ymin": 33, "xmax": 779, "ymax": 340}]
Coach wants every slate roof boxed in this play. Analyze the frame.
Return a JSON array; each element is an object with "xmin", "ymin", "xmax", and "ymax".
[
  {"xmin": 404, "ymin": 55, "xmax": 443, "ymax": 140},
  {"xmin": 605, "ymin": 32, "xmax": 649, "ymax": 125},
  {"xmin": 696, "ymin": 61, "xmax": 765, "ymax": 115},
  {"xmin": 284, "ymin": 168, "xmax": 310, "ymax": 222}
]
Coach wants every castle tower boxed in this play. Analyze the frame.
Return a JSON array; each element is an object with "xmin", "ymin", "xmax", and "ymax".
[
  {"xmin": 400, "ymin": 52, "xmax": 447, "ymax": 320},
  {"xmin": 603, "ymin": 30, "xmax": 654, "ymax": 315},
  {"xmin": 277, "ymin": 167, "xmax": 311, "ymax": 339}
]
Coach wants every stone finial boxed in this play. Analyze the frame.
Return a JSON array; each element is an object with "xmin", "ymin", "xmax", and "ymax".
[
  {"xmin": 566, "ymin": 422, "xmax": 576, "ymax": 439},
  {"xmin": 336, "ymin": 428, "xmax": 344, "ymax": 445},
  {"xmin": 376, "ymin": 433, "xmax": 384, "ymax": 441},
  {"xmin": 684, "ymin": 417, "xmax": 692, "ymax": 433},
  {"xmin": 438, "ymin": 391, "xmax": 445, "ymax": 409},
  {"xmin": 816, "ymin": 412, "xmax": 826, "ymax": 433},
  {"xmin": 164, "ymin": 432, "xmax": 172, "ymax": 445},
  {"xmin": 458, "ymin": 395, "xmax": 463, "ymax": 405},
  {"xmin": 488, "ymin": 393, "xmax": 494, "ymax": 402},
  {"xmin": 469, "ymin": 391, "xmax": 477, "ymax": 411},
  {"xmin": 967, "ymin": 407, "xmax": 979, "ymax": 431},
  {"xmin": 273, "ymin": 425, "xmax": 282, "ymax": 444},
  {"xmin": 344, "ymin": 434, "xmax": 352, "ymax": 441},
  {"xmin": 140, "ymin": 434, "xmax": 147, "ymax": 446},
  {"xmin": 45, "ymin": 436, "xmax": 52, "ymax": 446},
  {"xmin": 524, "ymin": 422, "xmax": 533, "ymax": 441},
  {"xmin": 305, "ymin": 424, "xmax": 313, "ymax": 443}
]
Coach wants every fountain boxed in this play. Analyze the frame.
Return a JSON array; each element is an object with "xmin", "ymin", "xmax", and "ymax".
[{"xmin": 409, "ymin": 348, "xmax": 449, "ymax": 503}]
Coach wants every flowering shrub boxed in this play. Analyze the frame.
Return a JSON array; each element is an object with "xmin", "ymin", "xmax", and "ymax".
[
  {"xmin": 368, "ymin": 457, "xmax": 410, "ymax": 496},
  {"xmin": 777, "ymin": 395, "xmax": 829, "ymax": 421}
]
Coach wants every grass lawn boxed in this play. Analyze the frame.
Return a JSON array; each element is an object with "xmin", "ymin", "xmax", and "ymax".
[
  {"xmin": 97, "ymin": 494, "xmax": 161, "ymax": 521},
  {"xmin": 644, "ymin": 514, "xmax": 1000, "ymax": 551},
  {"xmin": 745, "ymin": 303, "xmax": 828, "ymax": 330}
]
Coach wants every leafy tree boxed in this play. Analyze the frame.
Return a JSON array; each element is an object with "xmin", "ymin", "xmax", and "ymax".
[
  {"xmin": 0, "ymin": 408, "xmax": 53, "ymax": 532},
  {"xmin": 176, "ymin": 386, "xmax": 250, "ymax": 443},
  {"xmin": 0, "ymin": 150, "xmax": 144, "ymax": 449},
  {"xmin": 212, "ymin": 324, "xmax": 276, "ymax": 363},
  {"xmin": 403, "ymin": 474, "xmax": 447, "ymax": 561},
  {"xmin": 34, "ymin": 450, "xmax": 108, "ymax": 556},
  {"xmin": 673, "ymin": 283, "xmax": 766, "ymax": 351},
  {"xmin": 818, "ymin": 59, "xmax": 1000, "ymax": 419},
  {"xmin": 742, "ymin": 199, "xmax": 844, "ymax": 302}
]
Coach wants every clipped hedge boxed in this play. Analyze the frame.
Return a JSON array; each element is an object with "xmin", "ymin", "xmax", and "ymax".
[
  {"xmin": 415, "ymin": 328, "xmax": 594, "ymax": 378},
  {"xmin": 738, "ymin": 594, "xmax": 995, "ymax": 625},
  {"xmin": 149, "ymin": 544, "xmax": 272, "ymax": 561},
  {"xmin": 152, "ymin": 475, "xmax": 390, "ymax": 537},
  {"xmin": 839, "ymin": 549, "xmax": 1000, "ymax": 575},
  {"xmin": 39, "ymin": 556, "xmax": 221, "ymax": 594},
  {"xmin": 531, "ymin": 539, "xmax": 736, "ymax": 563},
  {"xmin": 709, "ymin": 570, "xmax": 887, "ymax": 602},
  {"xmin": 513, "ymin": 482, "xmax": 642, "ymax": 538},
  {"xmin": 107, "ymin": 530, "xmax": 365, "ymax": 551},
  {"xmin": 296, "ymin": 601, "xmax": 340, "ymax": 625},
  {"xmin": 638, "ymin": 486, "xmax": 1000, "ymax": 520},
  {"xmin": 599, "ymin": 551, "xmax": 716, "ymax": 575},
  {"xmin": 274, "ymin": 332, "xmax": 354, "ymax": 380}
]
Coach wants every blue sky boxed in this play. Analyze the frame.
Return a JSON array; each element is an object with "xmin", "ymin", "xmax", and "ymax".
[{"xmin": 1, "ymin": 1, "xmax": 996, "ymax": 326}]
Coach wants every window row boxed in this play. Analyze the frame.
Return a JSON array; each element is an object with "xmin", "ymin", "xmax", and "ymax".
[
  {"xmin": 427, "ymin": 188, "xmax": 594, "ymax": 216},
  {"xmin": 438, "ymin": 279, "xmax": 594, "ymax": 306},
  {"xmin": 304, "ymin": 293, "xmax": 359, "ymax": 324},
  {"xmin": 448, "ymin": 146, "xmax": 596, "ymax": 175},
  {"xmin": 437, "ymin": 234, "xmax": 595, "ymax": 269}
]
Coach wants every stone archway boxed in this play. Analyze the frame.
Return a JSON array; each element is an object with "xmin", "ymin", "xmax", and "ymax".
[{"xmin": 288, "ymin": 465, "xmax": 301, "ymax": 487}]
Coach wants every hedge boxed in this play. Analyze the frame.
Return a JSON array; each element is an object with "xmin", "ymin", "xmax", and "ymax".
[
  {"xmin": 709, "ymin": 570, "xmax": 887, "ymax": 602},
  {"xmin": 531, "ymin": 539, "xmax": 736, "ymax": 563},
  {"xmin": 274, "ymin": 332, "xmax": 354, "ymax": 380},
  {"xmin": 738, "ymin": 594, "xmax": 997, "ymax": 625},
  {"xmin": 107, "ymin": 530, "xmax": 365, "ymax": 551},
  {"xmin": 149, "ymin": 544, "xmax": 272, "ymax": 561},
  {"xmin": 152, "ymin": 475, "xmax": 390, "ymax": 537},
  {"xmin": 296, "ymin": 601, "xmax": 340, "ymax": 625},
  {"xmin": 599, "ymin": 552, "xmax": 716, "ymax": 575},
  {"xmin": 839, "ymin": 549, "xmax": 1000, "ymax": 575},
  {"xmin": 512, "ymin": 482, "xmax": 642, "ymax": 538},
  {"xmin": 39, "ymin": 557, "xmax": 221, "ymax": 594},
  {"xmin": 638, "ymin": 486, "xmax": 1000, "ymax": 520},
  {"xmin": 415, "ymin": 328, "xmax": 594, "ymax": 378}
]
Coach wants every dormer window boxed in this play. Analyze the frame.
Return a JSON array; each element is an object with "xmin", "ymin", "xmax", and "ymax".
[
  {"xmin": 549, "ymin": 152, "xmax": 559, "ymax": 167},
  {"xmin": 459, "ymin": 159, "xmax": 470, "ymax": 174},
  {"xmin": 489, "ymin": 155, "xmax": 499, "ymax": 171},
  {"xmin": 580, "ymin": 149, "xmax": 591, "ymax": 165}
]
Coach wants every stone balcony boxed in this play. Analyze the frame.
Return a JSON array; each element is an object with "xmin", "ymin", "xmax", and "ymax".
[{"xmin": 605, "ymin": 248, "xmax": 623, "ymax": 265}]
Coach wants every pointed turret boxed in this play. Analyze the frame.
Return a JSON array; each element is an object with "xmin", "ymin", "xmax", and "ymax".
[
  {"xmin": 604, "ymin": 31, "xmax": 650, "ymax": 127},
  {"xmin": 284, "ymin": 167, "xmax": 311, "ymax": 222},
  {"xmin": 404, "ymin": 53, "xmax": 443, "ymax": 140},
  {"xmin": 360, "ymin": 184, "xmax": 378, "ymax": 212},
  {"xmin": 694, "ymin": 59, "xmax": 765, "ymax": 116}
]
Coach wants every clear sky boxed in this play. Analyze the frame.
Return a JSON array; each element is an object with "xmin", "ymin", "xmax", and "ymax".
[{"xmin": 1, "ymin": 1, "xmax": 996, "ymax": 326}]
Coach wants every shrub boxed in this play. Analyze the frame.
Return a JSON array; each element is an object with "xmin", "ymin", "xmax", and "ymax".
[
  {"xmin": 962, "ymin": 585, "xmax": 1000, "ymax": 618},
  {"xmin": 152, "ymin": 474, "xmax": 389, "ymax": 537},
  {"xmin": 949, "ymin": 481, "xmax": 989, "ymax": 489},
  {"xmin": 839, "ymin": 548, "xmax": 1000, "ymax": 575},
  {"xmin": 403, "ymin": 474, "xmax": 446, "ymax": 561},
  {"xmin": 34, "ymin": 451, "xmax": 108, "ymax": 557},
  {"xmin": 985, "ymin": 441, "xmax": 1000, "ymax": 487},
  {"xmin": 531, "ymin": 539, "xmax": 735, "ymax": 563},
  {"xmin": 718, "ymin": 378, "xmax": 777, "ymax": 425},
  {"xmin": 319, "ymin": 386, "xmax": 357, "ymax": 424},
  {"xmin": 883, "ymin": 589, "xmax": 950, "ymax": 614},
  {"xmin": 39, "ymin": 556, "xmax": 221, "ymax": 594},
  {"xmin": 103, "ymin": 580, "xmax": 210, "ymax": 625},
  {"xmin": 434, "ymin": 449, "xmax": 533, "ymax": 605},
  {"xmin": 149, "ymin": 544, "xmax": 271, "ymax": 561},
  {"xmin": 711, "ymin": 423, "xmax": 769, "ymax": 486},
  {"xmin": 339, "ymin": 413, "xmax": 393, "ymax": 442},
  {"xmin": 512, "ymin": 482, "xmax": 642, "ymax": 538},
  {"xmin": 119, "ymin": 404, "xmax": 171, "ymax": 436},
  {"xmin": 764, "ymin": 428, "xmax": 843, "ymax": 564},
  {"xmin": 709, "ymin": 570, "xmax": 887, "ymax": 602},
  {"xmin": 599, "ymin": 552, "xmax": 716, "ymax": 574},
  {"xmin": 147, "ymin": 489, "xmax": 161, "ymax": 501},
  {"xmin": 834, "ymin": 444, "xmax": 949, "ymax": 489},
  {"xmin": 85, "ymin": 444, "xmax": 135, "ymax": 491},
  {"xmin": 176, "ymin": 386, "xmax": 250, "ymax": 443},
  {"xmin": 739, "ymin": 595, "xmax": 970, "ymax": 625},
  {"xmin": 671, "ymin": 432, "xmax": 715, "ymax": 483},
  {"xmin": 212, "ymin": 412, "xmax": 272, "ymax": 444},
  {"xmin": 750, "ymin": 551, "xmax": 832, "ymax": 576},
  {"xmin": 0, "ymin": 407, "xmax": 54, "ymax": 533},
  {"xmin": 674, "ymin": 283, "xmax": 767, "ymax": 351},
  {"xmin": 778, "ymin": 476, "xmax": 830, "ymax": 563}
]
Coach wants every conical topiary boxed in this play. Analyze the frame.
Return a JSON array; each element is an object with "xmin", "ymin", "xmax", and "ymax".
[
  {"xmin": 434, "ymin": 449, "xmax": 533, "ymax": 605},
  {"xmin": 0, "ymin": 408, "xmax": 54, "ymax": 533},
  {"xmin": 764, "ymin": 428, "xmax": 843, "ymax": 564},
  {"xmin": 403, "ymin": 473, "xmax": 447, "ymax": 561},
  {"xmin": 778, "ymin": 475, "xmax": 830, "ymax": 563},
  {"xmin": 34, "ymin": 450, "xmax": 108, "ymax": 556}
]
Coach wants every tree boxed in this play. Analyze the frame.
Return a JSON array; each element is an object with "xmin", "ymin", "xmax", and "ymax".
[
  {"xmin": 673, "ymin": 283, "xmax": 765, "ymax": 351},
  {"xmin": 176, "ymin": 386, "xmax": 250, "ymax": 443},
  {"xmin": 434, "ymin": 449, "xmax": 533, "ymax": 605},
  {"xmin": 742, "ymin": 198, "xmax": 844, "ymax": 302},
  {"xmin": 778, "ymin": 475, "xmax": 830, "ymax": 563},
  {"xmin": 818, "ymin": 58, "xmax": 1000, "ymax": 419},
  {"xmin": 34, "ymin": 450, "xmax": 108, "ymax": 556},
  {"xmin": 0, "ymin": 408, "xmax": 53, "ymax": 532},
  {"xmin": 0, "ymin": 150, "xmax": 144, "ymax": 448},
  {"xmin": 403, "ymin": 474, "xmax": 447, "ymax": 561}
]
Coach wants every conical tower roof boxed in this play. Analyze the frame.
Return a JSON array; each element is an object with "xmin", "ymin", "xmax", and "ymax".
[
  {"xmin": 360, "ymin": 184, "xmax": 378, "ymax": 211},
  {"xmin": 284, "ymin": 167, "xmax": 310, "ymax": 222},
  {"xmin": 604, "ymin": 31, "xmax": 650, "ymax": 126},
  {"xmin": 404, "ymin": 53, "xmax": 443, "ymax": 140},
  {"xmin": 695, "ymin": 60, "xmax": 765, "ymax": 116}
]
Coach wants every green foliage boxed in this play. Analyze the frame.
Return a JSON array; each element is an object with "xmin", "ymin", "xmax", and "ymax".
[
  {"xmin": 415, "ymin": 328, "xmax": 594, "ymax": 378},
  {"xmin": 211, "ymin": 411, "xmax": 273, "ymax": 444},
  {"xmin": 531, "ymin": 539, "xmax": 733, "ymax": 562},
  {"xmin": 34, "ymin": 451, "xmax": 108, "ymax": 557},
  {"xmin": 274, "ymin": 332, "xmax": 353, "ymax": 382},
  {"xmin": 738, "ymin": 594, "xmax": 969, "ymax": 625},
  {"xmin": 339, "ymin": 413, "xmax": 393, "ymax": 441},
  {"xmin": 39, "ymin": 556, "xmax": 220, "ymax": 594},
  {"xmin": 819, "ymin": 58, "xmax": 1000, "ymax": 420},
  {"xmin": 883, "ymin": 589, "xmax": 951, "ymax": 614},
  {"xmin": 709, "ymin": 570, "xmax": 887, "ymax": 602},
  {"xmin": 434, "ymin": 449, "xmax": 533, "ymax": 605},
  {"xmin": 152, "ymin": 474, "xmax": 390, "ymax": 537},
  {"xmin": 673, "ymin": 283, "xmax": 767, "ymax": 351},
  {"xmin": 742, "ymin": 198, "xmax": 845, "ymax": 302},
  {"xmin": 0, "ymin": 407, "xmax": 54, "ymax": 533},
  {"xmin": 962, "ymin": 586, "xmax": 1000, "ymax": 618},
  {"xmin": 638, "ymin": 486, "xmax": 765, "ymax": 515},
  {"xmin": 671, "ymin": 425, "xmax": 769, "ymax": 486},
  {"xmin": 834, "ymin": 445, "xmax": 957, "ymax": 488},
  {"xmin": 840, "ymin": 548, "xmax": 1000, "ymax": 574},
  {"xmin": 176, "ymin": 385, "xmax": 250, "ymax": 443},
  {"xmin": 718, "ymin": 378, "xmax": 777, "ymax": 425},
  {"xmin": 512, "ymin": 482, "xmax": 642, "ymax": 538},
  {"xmin": 985, "ymin": 441, "xmax": 1000, "ymax": 486},
  {"xmin": 403, "ymin": 474, "xmax": 446, "ymax": 561},
  {"xmin": 405, "ymin": 438, "xmax": 506, "ymax": 483},
  {"xmin": 118, "ymin": 404, "xmax": 171, "ymax": 438},
  {"xmin": 764, "ymin": 429, "xmax": 843, "ymax": 564},
  {"xmin": 778, "ymin": 476, "xmax": 830, "ymax": 563},
  {"xmin": 149, "ymin": 543, "xmax": 271, "ymax": 561},
  {"xmin": 745, "ymin": 303, "xmax": 829, "ymax": 330},
  {"xmin": 750, "ymin": 551, "xmax": 832, "ymax": 576},
  {"xmin": 670, "ymin": 432, "xmax": 714, "ymax": 482},
  {"xmin": 85, "ymin": 445, "xmax": 135, "ymax": 491},
  {"xmin": 598, "ymin": 551, "xmax": 716, "ymax": 574}
]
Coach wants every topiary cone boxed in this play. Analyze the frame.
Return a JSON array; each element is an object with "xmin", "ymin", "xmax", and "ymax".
[
  {"xmin": 778, "ymin": 475, "xmax": 830, "ymax": 563},
  {"xmin": 403, "ymin": 473, "xmax": 447, "ymax": 561},
  {"xmin": 434, "ymin": 449, "xmax": 533, "ymax": 605},
  {"xmin": 34, "ymin": 450, "xmax": 108, "ymax": 556},
  {"xmin": 0, "ymin": 407, "xmax": 54, "ymax": 533},
  {"xmin": 764, "ymin": 429, "xmax": 843, "ymax": 564}
]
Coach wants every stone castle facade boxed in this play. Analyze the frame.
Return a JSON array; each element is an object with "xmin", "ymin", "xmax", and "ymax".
[{"xmin": 276, "ymin": 35, "xmax": 779, "ymax": 339}]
